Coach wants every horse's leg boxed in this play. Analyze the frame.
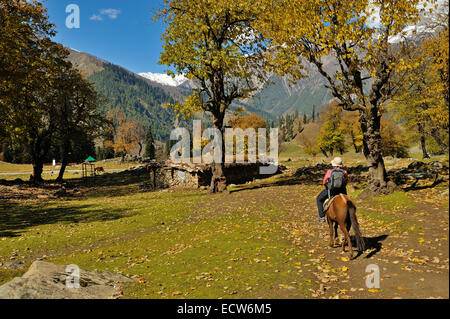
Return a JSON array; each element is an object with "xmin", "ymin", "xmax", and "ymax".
[
  {"xmin": 339, "ymin": 222, "xmax": 353, "ymax": 259},
  {"xmin": 328, "ymin": 218, "xmax": 334, "ymax": 247},
  {"xmin": 338, "ymin": 222, "xmax": 346, "ymax": 252},
  {"xmin": 334, "ymin": 223, "xmax": 339, "ymax": 246},
  {"xmin": 346, "ymin": 218, "xmax": 352, "ymax": 249}
]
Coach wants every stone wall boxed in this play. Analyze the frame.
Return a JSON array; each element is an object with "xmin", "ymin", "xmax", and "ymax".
[
  {"xmin": 149, "ymin": 166, "xmax": 202, "ymax": 189},
  {"xmin": 147, "ymin": 161, "xmax": 281, "ymax": 190}
]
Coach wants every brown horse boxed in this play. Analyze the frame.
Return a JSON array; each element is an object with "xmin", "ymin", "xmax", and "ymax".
[{"xmin": 325, "ymin": 194, "xmax": 366, "ymax": 259}]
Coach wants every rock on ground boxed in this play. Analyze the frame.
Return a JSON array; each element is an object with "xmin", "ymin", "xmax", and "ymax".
[
  {"xmin": 0, "ymin": 260, "xmax": 26, "ymax": 270},
  {"xmin": 0, "ymin": 261, "xmax": 136, "ymax": 299}
]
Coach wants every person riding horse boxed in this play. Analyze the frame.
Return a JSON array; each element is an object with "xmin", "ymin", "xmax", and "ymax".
[{"xmin": 316, "ymin": 157, "xmax": 348, "ymax": 223}]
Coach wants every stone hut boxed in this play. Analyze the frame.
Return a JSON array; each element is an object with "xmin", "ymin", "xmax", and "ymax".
[{"xmin": 146, "ymin": 161, "xmax": 281, "ymax": 189}]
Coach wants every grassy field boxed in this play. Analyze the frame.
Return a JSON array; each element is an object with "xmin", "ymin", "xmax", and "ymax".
[
  {"xmin": 0, "ymin": 150, "xmax": 448, "ymax": 299},
  {"xmin": 0, "ymin": 160, "xmax": 138, "ymax": 181},
  {"xmin": 0, "ymin": 186, "xmax": 314, "ymax": 298}
]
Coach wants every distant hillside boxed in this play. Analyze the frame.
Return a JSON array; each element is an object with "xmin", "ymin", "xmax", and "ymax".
[
  {"xmin": 243, "ymin": 56, "xmax": 338, "ymax": 119},
  {"xmin": 68, "ymin": 49, "xmax": 105, "ymax": 76},
  {"xmin": 88, "ymin": 63, "xmax": 179, "ymax": 140},
  {"xmin": 67, "ymin": 49, "xmax": 186, "ymax": 141},
  {"xmin": 247, "ymin": 75, "xmax": 332, "ymax": 118}
]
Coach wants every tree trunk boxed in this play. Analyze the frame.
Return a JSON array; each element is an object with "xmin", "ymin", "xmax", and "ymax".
[
  {"xmin": 56, "ymin": 140, "xmax": 70, "ymax": 182},
  {"xmin": 138, "ymin": 142, "xmax": 143, "ymax": 157},
  {"xmin": 350, "ymin": 132, "xmax": 360, "ymax": 153},
  {"xmin": 320, "ymin": 148, "xmax": 328, "ymax": 157},
  {"xmin": 430, "ymin": 127, "xmax": 449, "ymax": 154},
  {"xmin": 30, "ymin": 139, "xmax": 45, "ymax": 184},
  {"xmin": 31, "ymin": 160, "xmax": 44, "ymax": 183},
  {"xmin": 210, "ymin": 115, "xmax": 227, "ymax": 193},
  {"xmin": 353, "ymin": 143, "xmax": 359, "ymax": 153},
  {"xmin": 417, "ymin": 123, "xmax": 430, "ymax": 159},
  {"xmin": 359, "ymin": 105, "xmax": 388, "ymax": 190},
  {"xmin": 29, "ymin": 128, "xmax": 53, "ymax": 184}
]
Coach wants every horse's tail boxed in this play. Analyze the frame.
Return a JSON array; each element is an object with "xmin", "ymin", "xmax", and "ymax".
[{"xmin": 347, "ymin": 199, "xmax": 366, "ymax": 252}]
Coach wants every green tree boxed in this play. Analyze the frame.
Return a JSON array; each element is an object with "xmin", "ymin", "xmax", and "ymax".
[
  {"xmin": 311, "ymin": 105, "xmax": 316, "ymax": 122},
  {"xmin": 54, "ymin": 69, "xmax": 106, "ymax": 181},
  {"xmin": 0, "ymin": 0, "xmax": 56, "ymax": 138},
  {"xmin": 285, "ymin": 114, "xmax": 294, "ymax": 140},
  {"xmin": 0, "ymin": 0, "xmax": 63, "ymax": 182},
  {"xmin": 317, "ymin": 105, "xmax": 346, "ymax": 156},
  {"xmin": 144, "ymin": 127, "xmax": 156, "ymax": 160}
]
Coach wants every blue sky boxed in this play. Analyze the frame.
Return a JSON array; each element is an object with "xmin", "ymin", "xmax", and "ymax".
[{"xmin": 45, "ymin": 0, "xmax": 167, "ymax": 74}]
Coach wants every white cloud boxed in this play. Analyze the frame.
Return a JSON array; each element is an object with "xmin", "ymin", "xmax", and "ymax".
[
  {"xmin": 100, "ymin": 8, "xmax": 121, "ymax": 19},
  {"xmin": 90, "ymin": 8, "xmax": 121, "ymax": 22},
  {"xmin": 89, "ymin": 14, "xmax": 103, "ymax": 21}
]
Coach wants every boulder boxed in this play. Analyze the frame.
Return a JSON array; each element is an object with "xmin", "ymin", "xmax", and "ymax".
[{"xmin": 0, "ymin": 261, "xmax": 136, "ymax": 299}]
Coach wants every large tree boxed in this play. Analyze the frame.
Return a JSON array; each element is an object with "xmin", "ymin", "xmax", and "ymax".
[
  {"xmin": 1, "ymin": 0, "xmax": 59, "ymax": 182},
  {"xmin": 259, "ymin": 0, "xmax": 435, "ymax": 192},
  {"xmin": 1, "ymin": 0, "xmax": 106, "ymax": 182},
  {"xmin": 55, "ymin": 69, "xmax": 106, "ymax": 182},
  {"xmin": 113, "ymin": 119, "xmax": 142, "ymax": 161},
  {"xmin": 0, "ymin": 0, "xmax": 56, "ymax": 136},
  {"xmin": 388, "ymin": 7, "xmax": 449, "ymax": 157},
  {"xmin": 156, "ymin": 0, "xmax": 268, "ymax": 193},
  {"xmin": 6, "ymin": 39, "xmax": 71, "ymax": 182}
]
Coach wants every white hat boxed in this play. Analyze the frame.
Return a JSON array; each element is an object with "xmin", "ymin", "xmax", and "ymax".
[{"xmin": 331, "ymin": 157, "xmax": 343, "ymax": 167}]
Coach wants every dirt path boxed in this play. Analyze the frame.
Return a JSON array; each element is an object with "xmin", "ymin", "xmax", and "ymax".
[{"xmin": 211, "ymin": 182, "xmax": 449, "ymax": 299}]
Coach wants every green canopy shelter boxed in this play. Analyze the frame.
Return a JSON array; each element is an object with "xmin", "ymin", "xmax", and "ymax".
[{"xmin": 82, "ymin": 156, "xmax": 96, "ymax": 185}]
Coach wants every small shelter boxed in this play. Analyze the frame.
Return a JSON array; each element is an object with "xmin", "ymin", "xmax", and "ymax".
[{"xmin": 82, "ymin": 156, "xmax": 96, "ymax": 185}]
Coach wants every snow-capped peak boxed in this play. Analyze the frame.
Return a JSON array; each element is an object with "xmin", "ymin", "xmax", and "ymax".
[
  {"xmin": 388, "ymin": 24, "xmax": 435, "ymax": 44},
  {"xmin": 139, "ymin": 72, "xmax": 188, "ymax": 87}
]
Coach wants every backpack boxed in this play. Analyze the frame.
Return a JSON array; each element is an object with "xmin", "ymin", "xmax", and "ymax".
[{"xmin": 327, "ymin": 168, "xmax": 346, "ymax": 190}]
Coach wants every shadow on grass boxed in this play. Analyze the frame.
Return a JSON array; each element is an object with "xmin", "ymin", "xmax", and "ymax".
[
  {"xmin": 229, "ymin": 177, "xmax": 305, "ymax": 193},
  {"xmin": 0, "ymin": 200, "xmax": 136, "ymax": 238},
  {"xmin": 85, "ymin": 184, "xmax": 147, "ymax": 199},
  {"xmin": 402, "ymin": 178, "xmax": 446, "ymax": 192},
  {"xmin": 1, "ymin": 168, "xmax": 149, "ymax": 190},
  {"xmin": 230, "ymin": 164, "xmax": 371, "ymax": 193}
]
